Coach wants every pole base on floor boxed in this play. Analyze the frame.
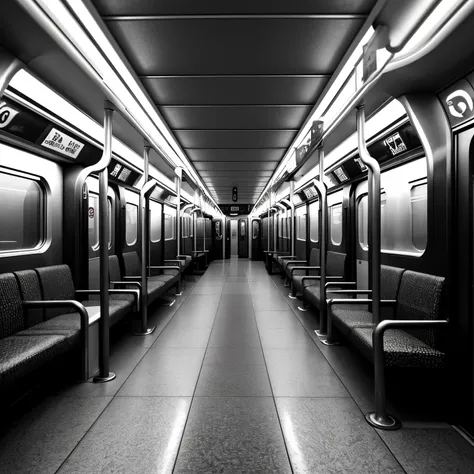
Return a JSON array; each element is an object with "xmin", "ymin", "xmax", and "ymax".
[
  {"xmin": 288, "ymin": 293, "xmax": 297, "ymax": 299},
  {"xmin": 175, "ymin": 292, "xmax": 183, "ymax": 296},
  {"xmin": 159, "ymin": 297, "xmax": 176, "ymax": 306},
  {"xmin": 315, "ymin": 329, "xmax": 327, "ymax": 337},
  {"xmin": 93, "ymin": 372, "xmax": 116, "ymax": 383},
  {"xmin": 298, "ymin": 305, "xmax": 308, "ymax": 312},
  {"xmin": 321, "ymin": 338, "xmax": 339, "ymax": 346},
  {"xmin": 365, "ymin": 412, "xmax": 401, "ymax": 430},
  {"xmin": 133, "ymin": 325, "xmax": 156, "ymax": 336}
]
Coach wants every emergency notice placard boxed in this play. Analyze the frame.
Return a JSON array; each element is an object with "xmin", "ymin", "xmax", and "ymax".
[{"xmin": 41, "ymin": 127, "xmax": 85, "ymax": 159}]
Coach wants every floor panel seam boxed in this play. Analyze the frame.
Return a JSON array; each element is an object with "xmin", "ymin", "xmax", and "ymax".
[{"xmin": 250, "ymin": 276, "xmax": 295, "ymax": 474}]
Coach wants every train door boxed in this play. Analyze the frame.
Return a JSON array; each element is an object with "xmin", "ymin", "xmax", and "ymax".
[
  {"xmin": 238, "ymin": 218, "xmax": 248, "ymax": 258},
  {"xmin": 225, "ymin": 219, "xmax": 230, "ymax": 259},
  {"xmin": 251, "ymin": 218, "xmax": 261, "ymax": 260},
  {"xmin": 230, "ymin": 220, "xmax": 238, "ymax": 257},
  {"xmin": 213, "ymin": 218, "xmax": 223, "ymax": 260}
]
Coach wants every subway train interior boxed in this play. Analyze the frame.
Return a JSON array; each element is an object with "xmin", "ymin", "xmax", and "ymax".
[{"xmin": 2, "ymin": 0, "xmax": 474, "ymax": 472}]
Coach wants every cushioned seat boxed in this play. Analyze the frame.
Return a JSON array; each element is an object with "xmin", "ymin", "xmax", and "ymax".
[
  {"xmin": 0, "ymin": 334, "xmax": 71, "ymax": 388},
  {"xmin": 350, "ymin": 326, "xmax": 445, "ymax": 369},
  {"xmin": 292, "ymin": 274, "xmax": 319, "ymax": 295},
  {"xmin": 147, "ymin": 279, "xmax": 168, "ymax": 305},
  {"xmin": 82, "ymin": 299, "xmax": 132, "ymax": 327},
  {"xmin": 151, "ymin": 274, "xmax": 178, "ymax": 292},
  {"xmin": 331, "ymin": 306, "xmax": 372, "ymax": 337}
]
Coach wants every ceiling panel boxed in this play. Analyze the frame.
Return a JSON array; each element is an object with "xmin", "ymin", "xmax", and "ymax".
[
  {"xmin": 142, "ymin": 76, "xmax": 329, "ymax": 106},
  {"xmin": 194, "ymin": 162, "xmax": 278, "ymax": 172},
  {"xmin": 94, "ymin": 1, "xmax": 376, "ymax": 16},
  {"xmin": 176, "ymin": 130, "xmax": 296, "ymax": 149},
  {"xmin": 186, "ymin": 149, "xmax": 286, "ymax": 162},
  {"xmin": 105, "ymin": 18, "xmax": 365, "ymax": 75},
  {"xmin": 159, "ymin": 106, "xmax": 310, "ymax": 130}
]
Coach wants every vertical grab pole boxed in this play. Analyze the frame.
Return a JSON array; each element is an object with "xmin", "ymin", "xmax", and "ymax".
[
  {"xmin": 93, "ymin": 103, "xmax": 116, "ymax": 383},
  {"xmin": 0, "ymin": 48, "xmax": 23, "ymax": 98},
  {"xmin": 290, "ymin": 181, "xmax": 295, "ymax": 258},
  {"xmin": 313, "ymin": 146, "xmax": 328, "ymax": 335},
  {"xmin": 357, "ymin": 105, "xmax": 396, "ymax": 430},
  {"xmin": 356, "ymin": 105, "xmax": 381, "ymax": 325},
  {"xmin": 175, "ymin": 167, "xmax": 182, "ymax": 257},
  {"xmin": 133, "ymin": 157, "xmax": 157, "ymax": 336},
  {"xmin": 143, "ymin": 144, "xmax": 151, "ymax": 277}
]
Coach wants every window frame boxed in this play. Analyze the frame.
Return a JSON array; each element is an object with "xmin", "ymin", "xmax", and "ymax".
[
  {"xmin": 125, "ymin": 202, "xmax": 138, "ymax": 246},
  {"xmin": 0, "ymin": 169, "xmax": 46, "ymax": 255}
]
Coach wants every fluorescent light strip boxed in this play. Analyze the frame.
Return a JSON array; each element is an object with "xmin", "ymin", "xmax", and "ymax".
[{"xmin": 31, "ymin": 0, "xmax": 220, "ymax": 213}]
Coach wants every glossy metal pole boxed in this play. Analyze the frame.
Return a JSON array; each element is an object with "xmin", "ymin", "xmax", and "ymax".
[
  {"xmin": 289, "ymin": 181, "xmax": 296, "ymax": 257},
  {"xmin": 313, "ymin": 149, "xmax": 328, "ymax": 335},
  {"xmin": 175, "ymin": 167, "xmax": 182, "ymax": 256},
  {"xmin": 0, "ymin": 48, "xmax": 23, "ymax": 98},
  {"xmin": 143, "ymin": 145, "xmax": 151, "ymax": 277},
  {"xmin": 133, "ymin": 166, "xmax": 157, "ymax": 335},
  {"xmin": 94, "ymin": 104, "xmax": 116, "ymax": 383},
  {"xmin": 356, "ymin": 105, "xmax": 381, "ymax": 325}
]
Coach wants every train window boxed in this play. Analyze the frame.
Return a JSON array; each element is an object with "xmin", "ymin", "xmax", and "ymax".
[
  {"xmin": 125, "ymin": 203, "xmax": 138, "ymax": 245},
  {"xmin": 150, "ymin": 201, "xmax": 162, "ymax": 243},
  {"xmin": 357, "ymin": 195, "xmax": 368, "ymax": 250},
  {"xmin": 240, "ymin": 220, "xmax": 245, "ymax": 236},
  {"xmin": 411, "ymin": 182, "xmax": 428, "ymax": 251},
  {"xmin": 252, "ymin": 221, "xmax": 259, "ymax": 239},
  {"xmin": 309, "ymin": 201, "xmax": 319, "ymax": 243},
  {"xmin": 88, "ymin": 194, "xmax": 113, "ymax": 249},
  {"xmin": 108, "ymin": 199, "xmax": 113, "ymax": 249},
  {"xmin": 88, "ymin": 193, "xmax": 99, "ymax": 249},
  {"xmin": 0, "ymin": 171, "xmax": 44, "ymax": 253},
  {"xmin": 164, "ymin": 212, "xmax": 175, "ymax": 240},
  {"xmin": 356, "ymin": 158, "xmax": 427, "ymax": 256},
  {"xmin": 190, "ymin": 216, "xmax": 194, "ymax": 237},
  {"xmin": 330, "ymin": 204, "xmax": 343, "ymax": 245},
  {"xmin": 296, "ymin": 214, "xmax": 307, "ymax": 241},
  {"xmin": 278, "ymin": 215, "xmax": 283, "ymax": 238},
  {"xmin": 182, "ymin": 216, "xmax": 189, "ymax": 238},
  {"xmin": 262, "ymin": 219, "xmax": 268, "ymax": 239}
]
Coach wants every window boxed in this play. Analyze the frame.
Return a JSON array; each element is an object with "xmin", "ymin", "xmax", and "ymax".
[
  {"xmin": 88, "ymin": 192, "xmax": 99, "ymax": 249},
  {"xmin": 190, "ymin": 216, "xmax": 194, "ymax": 237},
  {"xmin": 164, "ymin": 212, "xmax": 174, "ymax": 240},
  {"xmin": 108, "ymin": 199, "xmax": 113, "ymax": 249},
  {"xmin": 150, "ymin": 200, "xmax": 161, "ymax": 243},
  {"xmin": 125, "ymin": 203, "xmax": 138, "ymax": 245},
  {"xmin": 278, "ymin": 215, "xmax": 283, "ymax": 237},
  {"xmin": 252, "ymin": 221, "xmax": 259, "ymax": 239},
  {"xmin": 330, "ymin": 203, "xmax": 343, "ymax": 245},
  {"xmin": 296, "ymin": 213, "xmax": 307, "ymax": 241},
  {"xmin": 0, "ymin": 172, "xmax": 44, "ymax": 252},
  {"xmin": 88, "ymin": 194, "xmax": 113, "ymax": 249},
  {"xmin": 411, "ymin": 182, "xmax": 427, "ymax": 251},
  {"xmin": 182, "ymin": 216, "xmax": 189, "ymax": 238},
  {"xmin": 215, "ymin": 220, "xmax": 222, "ymax": 239},
  {"xmin": 356, "ymin": 159, "xmax": 427, "ymax": 256},
  {"xmin": 357, "ymin": 195, "xmax": 368, "ymax": 250},
  {"xmin": 240, "ymin": 220, "xmax": 246, "ymax": 236},
  {"xmin": 309, "ymin": 201, "xmax": 319, "ymax": 243}
]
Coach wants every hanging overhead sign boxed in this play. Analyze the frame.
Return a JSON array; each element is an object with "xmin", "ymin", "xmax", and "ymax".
[{"xmin": 40, "ymin": 127, "xmax": 85, "ymax": 159}]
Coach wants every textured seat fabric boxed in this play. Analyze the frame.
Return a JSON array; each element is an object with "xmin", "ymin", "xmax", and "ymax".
[
  {"xmin": 328, "ymin": 265, "xmax": 404, "ymax": 335},
  {"xmin": 151, "ymin": 274, "xmax": 178, "ymax": 291},
  {"xmin": 331, "ymin": 307, "xmax": 372, "ymax": 337},
  {"xmin": 285, "ymin": 248, "xmax": 320, "ymax": 279},
  {"xmin": 0, "ymin": 335, "xmax": 71, "ymax": 387},
  {"xmin": 292, "ymin": 275, "xmax": 319, "ymax": 295},
  {"xmin": 35, "ymin": 265, "xmax": 76, "ymax": 320},
  {"xmin": 14, "ymin": 269, "xmax": 44, "ymax": 327},
  {"xmin": 303, "ymin": 282, "xmax": 322, "ymax": 309},
  {"xmin": 0, "ymin": 273, "xmax": 25, "ymax": 338},
  {"xmin": 147, "ymin": 279, "xmax": 168, "ymax": 305},
  {"xmin": 350, "ymin": 327, "xmax": 445, "ymax": 369},
  {"xmin": 123, "ymin": 252, "xmax": 142, "ymax": 276}
]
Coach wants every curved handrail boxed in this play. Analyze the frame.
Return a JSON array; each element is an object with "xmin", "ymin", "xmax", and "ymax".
[{"xmin": 356, "ymin": 104, "xmax": 381, "ymax": 325}]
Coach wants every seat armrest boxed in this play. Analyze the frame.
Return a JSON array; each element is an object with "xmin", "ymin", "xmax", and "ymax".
[
  {"xmin": 286, "ymin": 260, "xmax": 308, "ymax": 269},
  {"xmin": 327, "ymin": 298, "xmax": 396, "ymax": 308},
  {"xmin": 176, "ymin": 255, "xmax": 190, "ymax": 259},
  {"xmin": 164, "ymin": 260, "xmax": 183, "ymax": 265},
  {"xmin": 327, "ymin": 289, "xmax": 372, "ymax": 295},
  {"xmin": 23, "ymin": 300, "xmax": 89, "ymax": 381},
  {"xmin": 111, "ymin": 280, "xmax": 141, "ymax": 289},
  {"xmin": 374, "ymin": 318, "xmax": 449, "ymax": 336},
  {"xmin": 325, "ymin": 281, "xmax": 356, "ymax": 289},
  {"xmin": 75, "ymin": 289, "xmax": 140, "ymax": 312},
  {"xmin": 122, "ymin": 275, "xmax": 141, "ymax": 281},
  {"xmin": 290, "ymin": 265, "xmax": 320, "ymax": 277}
]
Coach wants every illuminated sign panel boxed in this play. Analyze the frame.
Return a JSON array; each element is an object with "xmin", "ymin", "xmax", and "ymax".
[{"xmin": 333, "ymin": 166, "xmax": 349, "ymax": 183}]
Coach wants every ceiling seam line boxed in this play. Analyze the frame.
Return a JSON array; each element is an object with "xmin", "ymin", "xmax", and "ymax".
[{"xmin": 103, "ymin": 14, "xmax": 368, "ymax": 21}]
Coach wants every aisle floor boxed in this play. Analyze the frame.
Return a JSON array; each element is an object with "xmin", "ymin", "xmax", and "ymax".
[{"xmin": 1, "ymin": 259, "xmax": 474, "ymax": 473}]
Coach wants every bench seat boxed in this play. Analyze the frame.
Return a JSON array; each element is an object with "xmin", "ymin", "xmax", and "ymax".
[
  {"xmin": 0, "ymin": 334, "xmax": 73, "ymax": 389},
  {"xmin": 350, "ymin": 326, "xmax": 445, "ymax": 369}
]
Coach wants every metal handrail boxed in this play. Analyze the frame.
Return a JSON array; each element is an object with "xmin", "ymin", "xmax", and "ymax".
[{"xmin": 356, "ymin": 105, "xmax": 381, "ymax": 326}]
